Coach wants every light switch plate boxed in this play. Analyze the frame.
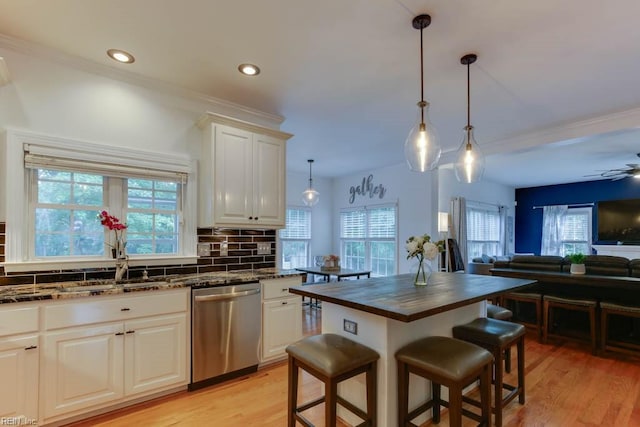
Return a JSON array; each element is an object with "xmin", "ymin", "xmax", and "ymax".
[
  {"xmin": 220, "ymin": 240, "xmax": 229, "ymax": 256},
  {"xmin": 257, "ymin": 242, "xmax": 271, "ymax": 255},
  {"xmin": 197, "ymin": 243, "xmax": 210, "ymax": 256}
]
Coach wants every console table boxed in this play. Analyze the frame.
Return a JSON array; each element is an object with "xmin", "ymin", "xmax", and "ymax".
[{"xmin": 289, "ymin": 272, "xmax": 534, "ymax": 425}]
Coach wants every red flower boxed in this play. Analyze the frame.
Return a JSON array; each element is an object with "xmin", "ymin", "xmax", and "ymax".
[{"xmin": 98, "ymin": 210, "xmax": 128, "ymax": 231}]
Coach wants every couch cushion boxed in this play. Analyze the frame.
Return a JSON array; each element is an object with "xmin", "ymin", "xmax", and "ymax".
[
  {"xmin": 629, "ymin": 259, "xmax": 640, "ymax": 278},
  {"xmin": 509, "ymin": 255, "xmax": 564, "ymax": 272},
  {"xmin": 561, "ymin": 255, "xmax": 630, "ymax": 276}
]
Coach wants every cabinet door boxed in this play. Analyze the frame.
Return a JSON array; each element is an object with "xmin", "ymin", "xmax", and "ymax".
[
  {"xmin": 214, "ymin": 125, "xmax": 254, "ymax": 225},
  {"xmin": 262, "ymin": 297, "xmax": 302, "ymax": 361},
  {"xmin": 124, "ymin": 313, "xmax": 187, "ymax": 396},
  {"xmin": 42, "ymin": 323, "xmax": 124, "ymax": 419},
  {"xmin": 253, "ymin": 134, "xmax": 286, "ymax": 227},
  {"xmin": 0, "ymin": 335, "xmax": 38, "ymax": 422}
]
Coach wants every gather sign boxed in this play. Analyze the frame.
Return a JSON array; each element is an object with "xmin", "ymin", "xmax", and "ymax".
[{"xmin": 348, "ymin": 174, "xmax": 387, "ymax": 204}]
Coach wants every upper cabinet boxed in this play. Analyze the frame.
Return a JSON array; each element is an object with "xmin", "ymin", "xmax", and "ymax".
[{"xmin": 197, "ymin": 114, "xmax": 293, "ymax": 229}]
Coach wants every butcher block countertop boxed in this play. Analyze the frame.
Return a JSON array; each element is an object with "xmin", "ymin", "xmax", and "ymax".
[{"xmin": 289, "ymin": 272, "xmax": 535, "ymax": 322}]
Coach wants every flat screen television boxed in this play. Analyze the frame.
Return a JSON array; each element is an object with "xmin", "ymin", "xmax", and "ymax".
[{"xmin": 597, "ymin": 198, "xmax": 640, "ymax": 243}]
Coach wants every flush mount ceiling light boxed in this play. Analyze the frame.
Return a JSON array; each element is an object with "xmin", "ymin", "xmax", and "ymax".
[
  {"xmin": 107, "ymin": 49, "xmax": 135, "ymax": 64},
  {"xmin": 238, "ymin": 63, "xmax": 260, "ymax": 76},
  {"xmin": 302, "ymin": 159, "xmax": 320, "ymax": 207},
  {"xmin": 454, "ymin": 53, "xmax": 485, "ymax": 183},
  {"xmin": 404, "ymin": 14, "xmax": 441, "ymax": 172}
]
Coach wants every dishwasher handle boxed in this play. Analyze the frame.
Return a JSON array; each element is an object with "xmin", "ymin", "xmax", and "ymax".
[{"xmin": 194, "ymin": 288, "xmax": 261, "ymax": 302}]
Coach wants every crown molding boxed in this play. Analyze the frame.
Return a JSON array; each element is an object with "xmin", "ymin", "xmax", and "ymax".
[
  {"xmin": 439, "ymin": 106, "xmax": 640, "ymax": 165},
  {"xmin": 0, "ymin": 33, "xmax": 286, "ymax": 127}
]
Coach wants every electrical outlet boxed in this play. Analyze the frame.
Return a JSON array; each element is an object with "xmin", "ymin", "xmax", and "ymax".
[
  {"xmin": 343, "ymin": 319, "xmax": 358, "ymax": 335},
  {"xmin": 220, "ymin": 240, "xmax": 229, "ymax": 256},
  {"xmin": 257, "ymin": 242, "xmax": 271, "ymax": 255},
  {"xmin": 197, "ymin": 243, "xmax": 210, "ymax": 256}
]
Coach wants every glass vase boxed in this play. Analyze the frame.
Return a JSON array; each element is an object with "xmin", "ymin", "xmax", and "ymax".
[{"xmin": 413, "ymin": 258, "xmax": 432, "ymax": 286}]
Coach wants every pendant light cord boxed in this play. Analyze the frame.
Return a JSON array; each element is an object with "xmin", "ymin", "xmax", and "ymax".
[
  {"xmin": 308, "ymin": 160, "xmax": 313, "ymax": 188},
  {"xmin": 466, "ymin": 61, "xmax": 471, "ymax": 129},
  {"xmin": 419, "ymin": 26, "xmax": 425, "ymax": 124}
]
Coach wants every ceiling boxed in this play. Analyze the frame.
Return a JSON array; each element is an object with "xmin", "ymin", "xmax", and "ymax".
[{"xmin": 1, "ymin": 0, "xmax": 640, "ymax": 188}]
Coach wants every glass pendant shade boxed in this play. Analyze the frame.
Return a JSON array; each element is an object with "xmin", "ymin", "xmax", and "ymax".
[
  {"xmin": 454, "ymin": 126, "xmax": 485, "ymax": 183},
  {"xmin": 301, "ymin": 159, "xmax": 319, "ymax": 206},
  {"xmin": 302, "ymin": 187, "xmax": 320, "ymax": 206},
  {"xmin": 404, "ymin": 102, "xmax": 441, "ymax": 172}
]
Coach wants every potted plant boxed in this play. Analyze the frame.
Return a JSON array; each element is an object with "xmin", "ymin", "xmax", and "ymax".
[{"xmin": 568, "ymin": 253, "xmax": 586, "ymax": 275}]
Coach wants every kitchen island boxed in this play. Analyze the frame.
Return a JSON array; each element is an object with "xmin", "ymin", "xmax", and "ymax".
[{"xmin": 289, "ymin": 272, "xmax": 535, "ymax": 426}]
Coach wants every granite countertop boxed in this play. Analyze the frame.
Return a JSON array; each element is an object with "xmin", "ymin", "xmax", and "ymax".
[{"xmin": 0, "ymin": 268, "xmax": 303, "ymax": 304}]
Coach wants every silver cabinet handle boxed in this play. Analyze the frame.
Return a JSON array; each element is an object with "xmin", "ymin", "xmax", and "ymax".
[
  {"xmin": 121, "ymin": 307, "xmax": 131, "ymax": 311},
  {"xmin": 25, "ymin": 345, "xmax": 38, "ymax": 350},
  {"xmin": 194, "ymin": 288, "xmax": 261, "ymax": 302},
  {"xmin": 115, "ymin": 332, "xmax": 125, "ymax": 336},
  {"xmin": 126, "ymin": 330, "xmax": 135, "ymax": 334}
]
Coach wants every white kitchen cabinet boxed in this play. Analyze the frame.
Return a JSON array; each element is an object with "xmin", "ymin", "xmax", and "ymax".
[
  {"xmin": 0, "ymin": 334, "xmax": 39, "ymax": 423},
  {"xmin": 41, "ymin": 289, "xmax": 189, "ymax": 422},
  {"xmin": 197, "ymin": 113, "xmax": 293, "ymax": 229},
  {"xmin": 261, "ymin": 276, "xmax": 303, "ymax": 362},
  {"xmin": 0, "ymin": 305, "xmax": 39, "ymax": 423}
]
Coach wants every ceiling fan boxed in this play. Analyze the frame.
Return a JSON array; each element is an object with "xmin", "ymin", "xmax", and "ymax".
[{"xmin": 585, "ymin": 153, "xmax": 640, "ymax": 181}]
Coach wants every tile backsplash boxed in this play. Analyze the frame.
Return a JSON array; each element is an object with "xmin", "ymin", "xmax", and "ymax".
[{"xmin": 0, "ymin": 223, "xmax": 276, "ymax": 286}]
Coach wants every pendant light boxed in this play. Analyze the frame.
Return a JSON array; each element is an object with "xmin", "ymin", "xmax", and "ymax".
[
  {"xmin": 454, "ymin": 53, "xmax": 485, "ymax": 183},
  {"xmin": 404, "ymin": 14, "xmax": 441, "ymax": 172},
  {"xmin": 302, "ymin": 159, "xmax": 320, "ymax": 206}
]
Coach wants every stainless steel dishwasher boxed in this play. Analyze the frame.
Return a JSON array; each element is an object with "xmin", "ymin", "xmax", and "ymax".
[{"xmin": 190, "ymin": 282, "xmax": 261, "ymax": 390}]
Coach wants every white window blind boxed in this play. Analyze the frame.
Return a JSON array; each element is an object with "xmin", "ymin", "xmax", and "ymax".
[
  {"xmin": 340, "ymin": 204, "xmax": 397, "ymax": 277},
  {"xmin": 560, "ymin": 207, "xmax": 592, "ymax": 255},
  {"xmin": 280, "ymin": 208, "xmax": 311, "ymax": 239},
  {"xmin": 466, "ymin": 202, "xmax": 502, "ymax": 260}
]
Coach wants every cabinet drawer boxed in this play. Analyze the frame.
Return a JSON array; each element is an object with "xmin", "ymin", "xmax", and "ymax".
[
  {"xmin": 0, "ymin": 306, "xmax": 39, "ymax": 337},
  {"xmin": 261, "ymin": 276, "xmax": 303, "ymax": 300},
  {"xmin": 44, "ymin": 289, "xmax": 188, "ymax": 330}
]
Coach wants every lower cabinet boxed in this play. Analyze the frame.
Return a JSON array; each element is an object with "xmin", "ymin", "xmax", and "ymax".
[
  {"xmin": 40, "ymin": 289, "xmax": 189, "ymax": 423},
  {"xmin": 0, "ymin": 334, "xmax": 39, "ymax": 423},
  {"xmin": 261, "ymin": 276, "xmax": 303, "ymax": 362}
]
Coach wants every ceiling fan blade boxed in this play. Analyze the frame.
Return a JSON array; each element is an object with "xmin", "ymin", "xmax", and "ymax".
[{"xmin": 611, "ymin": 175, "xmax": 628, "ymax": 181}]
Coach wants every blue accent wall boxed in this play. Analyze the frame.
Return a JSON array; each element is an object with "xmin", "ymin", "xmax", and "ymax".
[{"xmin": 515, "ymin": 179, "xmax": 640, "ymax": 254}]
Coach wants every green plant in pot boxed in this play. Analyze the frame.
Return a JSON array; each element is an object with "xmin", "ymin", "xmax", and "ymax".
[{"xmin": 568, "ymin": 252, "xmax": 586, "ymax": 275}]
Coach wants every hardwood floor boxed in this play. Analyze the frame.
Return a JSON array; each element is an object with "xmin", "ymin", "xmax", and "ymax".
[{"xmin": 68, "ymin": 305, "xmax": 640, "ymax": 426}]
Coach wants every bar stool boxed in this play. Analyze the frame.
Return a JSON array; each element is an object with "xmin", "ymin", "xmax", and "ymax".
[
  {"xmin": 542, "ymin": 295, "xmax": 597, "ymax": 355},
  {"xmin": 600, "ymin": 301, "xmax": 640, "ymax": 356},
  {"xmin": 502, "ymin": 292, "xmax": 543, "ymax": 341},
  {"xmin": 286, "ymin": 333, "xmax": 379, "ymax": 427},
  {"xmin": 487, "ymin": 303, "xmax": 514, "ymax": 373},
  {"xmin": 452, "ymin": 318, "xmax": 526, "ymax": 427},
  {"xmin": 395, "ymin": 336, "xmax": 493, "ymax": 427}
]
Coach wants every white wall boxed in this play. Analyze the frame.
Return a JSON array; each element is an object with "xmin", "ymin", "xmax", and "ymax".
[
  {"xmin": 283, "ymin": 171, "xmax": 333, "ymax": 265},
  {"xmin": 332, "ymin": 163, "xmax": 439, "ymax": 274},
  {"xmin": 437, "ymin": 166, "xmax": 516, "ymax": 254},
  {"xmin": 0, "ymin": 47, "xmax": 285, "ymax": 222}
]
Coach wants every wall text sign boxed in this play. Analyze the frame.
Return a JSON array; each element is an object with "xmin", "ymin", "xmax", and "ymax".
[{"xmin": 349, "ymin": 174, "xmax": 387, "ymax": 204}]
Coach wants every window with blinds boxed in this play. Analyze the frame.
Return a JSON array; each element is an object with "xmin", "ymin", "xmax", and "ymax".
[
  {"xmin": 466, "ymin": 203, "xmax": 501, "ymax": 260},
  {"xmin": 340, "ymin": 204, "xmax": 397, "ymax": 277},
  {"xmin": 560, "ymin": 207, "xmax": 592, "ymax": 255},
  {"xmin": 280, "ymin": 207, "xmax": 311, "ymax": 269}
]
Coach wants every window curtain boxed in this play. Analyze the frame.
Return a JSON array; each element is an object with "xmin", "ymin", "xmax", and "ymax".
[
  {"xmin": 450, "ymin": 196, "xmax": 468, "ymax": 270},
  {"xmin": 499, "ymin": 206, "xmax": 507, "ymax": 256},
  {"xmin": 541, "ymin": 204, "xmax": 568, "ymax": 255}
]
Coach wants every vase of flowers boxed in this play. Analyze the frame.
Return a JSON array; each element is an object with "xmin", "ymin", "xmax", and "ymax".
[
  {"xmin": 406, "ymin": 234, "xmax": 443, "ymax": 286},
  {"xmin": 98, "ymin": 210, "xmax": 128, "ymax": 281}
]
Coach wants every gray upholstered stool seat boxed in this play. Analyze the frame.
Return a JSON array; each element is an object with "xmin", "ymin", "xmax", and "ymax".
[
  {"xmin": 600, "ymin": 301, "xmax": 640, "ymax": 356},
  {"xmin": 487, "ymin": 304, "xmax": 513, "ymax": 320},
  {"xmin": 286, "ymin": 334, "xmax": 379, "ymax": 427},
  {"xmin": 396, "ymin": 336, "xmax": 493, "ymax": 427},
  {"xmin": 453, "ymin": 318, "xmax": 526, "ymax": 427},
  {"xmin": 542, "ymin": 294, "xmax": 598, "ymax": 354}
]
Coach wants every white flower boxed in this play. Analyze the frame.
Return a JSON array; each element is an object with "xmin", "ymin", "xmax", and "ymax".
[
  {"xmin": 405, "ymin": 240, "xmax": 419, "ymax": 256},
  {"xmin": 423, "ymin": 242, "xmax": 438, "ymax": 260}
]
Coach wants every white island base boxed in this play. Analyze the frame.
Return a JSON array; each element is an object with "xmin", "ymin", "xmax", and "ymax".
[{"xmin": 321, "ymin": 300, "xmax": 486, "ymax": 426}]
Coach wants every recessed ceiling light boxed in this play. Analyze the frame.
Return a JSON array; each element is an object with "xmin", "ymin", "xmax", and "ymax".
[
  {"xmin": 238, "ymin": 63, "xmax": 260, "ymax": 76},
  {"xmin": 107, "ymin": 49, "xmax": 135, "ymax": 64}
]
